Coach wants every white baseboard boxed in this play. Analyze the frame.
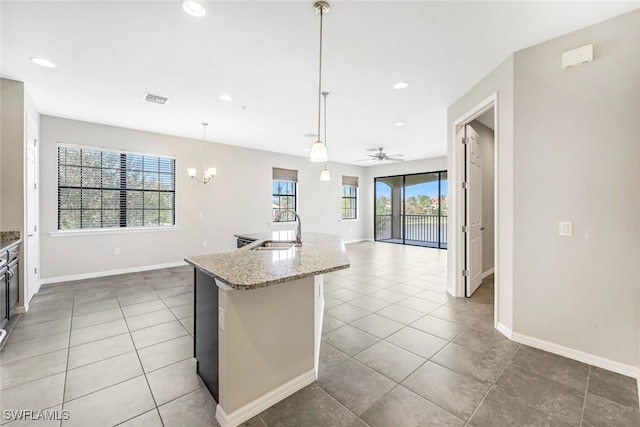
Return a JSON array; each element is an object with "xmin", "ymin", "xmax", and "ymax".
[
  {"xmin": 14, "ymin": 303, "xmax": 29, "ymax": 314},
  {"xmin": 215, "ymin": 369, "xmax": 316, "ymax": 427},
  {"xmin": 496, "ymin": 322, "xmax": 512, "ymax": 339},
  {"xmin": 508, "ymin": 329, "xmax": 638, "ymax": 379},
  {"xmin": 481, "ymin": 268, "xmax": 495, "ymax": 279},
  {"xmin": 344, "ymin": 238, "xmax": 371, "ymax": 244},
  {"xmin": 39, "ymin": 261, "xmax": 189, "ymax": 285}
]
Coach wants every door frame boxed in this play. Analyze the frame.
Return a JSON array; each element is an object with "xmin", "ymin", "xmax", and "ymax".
[{"xmin": 449, "ymin": 93, "xmax": 498, "ymax": 310}]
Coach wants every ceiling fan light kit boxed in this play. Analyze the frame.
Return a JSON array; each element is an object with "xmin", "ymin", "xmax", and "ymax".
[{"xmin": 357, "ymin": 147, "xmax": 405, "ymax": 163}]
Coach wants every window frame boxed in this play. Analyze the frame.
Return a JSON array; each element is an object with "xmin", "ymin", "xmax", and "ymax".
[
  {"xmin": 341, "ymin": 185, "xmax": 358, "ymax": 220},
  {"xmin": 272, "ymin": 180, "xmax": 298, "ymax": 222},
  {"xmin": 57, "ymin": 143, "xmax": 176, "ymax": 231}
]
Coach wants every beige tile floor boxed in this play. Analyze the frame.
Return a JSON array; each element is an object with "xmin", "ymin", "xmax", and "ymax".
[{"xmin": 0, "ymin": 241, "xmax": 638, "ymax": 426}]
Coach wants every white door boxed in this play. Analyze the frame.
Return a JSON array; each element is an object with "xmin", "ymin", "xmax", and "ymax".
[
  {"xmin": 465, "ymin": 124, "xmax": 482, "ymax": 297},
  {"xmin": 25, "ymin": 112, "xmax": 40, "ymax": 303}
]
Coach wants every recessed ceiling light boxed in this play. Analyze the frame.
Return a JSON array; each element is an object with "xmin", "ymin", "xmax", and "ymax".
[
  {"xmin": 218, "ymin": 94, "xmax": 232, "ymax": 102},
  {"xmin": 30, "ymin": 57, "xmax": 57, "ymax": 68},
  {"xmin": 181, "ymin": 1, "xmax": 206, "ymax": 17},
  {"xmin": 395, "ymin": 122, "xmax": 406, "ymax": 127},
  {"xmin": 393, "ymin": 81, "xmax": 409, "ymax": 89}
]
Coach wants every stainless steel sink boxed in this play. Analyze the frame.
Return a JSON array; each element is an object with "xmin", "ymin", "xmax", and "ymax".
[{"xmin": 251, "ymin": 240, "xmax": 299, "ymax": 251}]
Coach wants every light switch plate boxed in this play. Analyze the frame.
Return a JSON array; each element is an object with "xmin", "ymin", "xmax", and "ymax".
[{"xmin": 559, "ymin": 221, "xmax": 573, "ymax": 237}]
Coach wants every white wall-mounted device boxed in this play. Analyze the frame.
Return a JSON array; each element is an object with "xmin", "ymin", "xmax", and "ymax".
[{"xmin": 562, "ymin": 44, "xmax": 593, "ymax": 69}]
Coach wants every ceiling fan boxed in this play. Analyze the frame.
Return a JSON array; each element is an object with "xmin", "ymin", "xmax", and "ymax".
[{"xmin": 357, "ymin": 147, "xmax": 404, "ymax": 163}]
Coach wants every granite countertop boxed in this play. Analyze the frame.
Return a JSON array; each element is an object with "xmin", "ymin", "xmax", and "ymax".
[
  {"xmin": 0, "ymin": 231, "xmax": 21, "ymax": 252},
  {"xmin": 185, "ymin": 231, "xmax": 350, "ymax": 290}
]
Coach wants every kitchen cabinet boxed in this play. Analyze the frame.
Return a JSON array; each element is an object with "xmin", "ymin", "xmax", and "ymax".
[{"xmin": 0, "ymin": 241, "xmax": 20, "ymax": 330}]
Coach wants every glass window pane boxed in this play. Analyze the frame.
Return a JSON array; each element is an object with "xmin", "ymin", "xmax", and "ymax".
[
  {"xmin": 127, "ymin": 209, "xmax": 143, "ymax": 227},
  {"xmin": 127, "ymin": 154, "xmax": 143, "ymax": 170},
  {"xmin": 144, "ymin": 192, "xmax": 159, "ymax": 209},
  {"xmin": 81, "ymin": 210, "xmax": 101, "ymax": 228},
  {"xmin": 144, "ymin": 172, "xmax": 160, "ymax": 190},
  {"xmin": 81, "ymin": 150, "xmax": 101, "ymax": 167},
  {"xmin": 143, "ymin": 157, "xmax": 159, "ymax": 172},
  {"xmin": 127, "ymin": 170, "xmax": 143, "ymax": 189},
  {"xmin": 159, "ymin": 210, "xmax": 173, "ymax": 226},
  {"xmin": 81, "ymin": 168, "xmax": 101, "ymax": 187},
  {"xmin": 127, "ymin": 191, "xmax": 143, "ymax": 209},
  {"xmin": 59, "ymin": 210, "xmax": 80, "ymax": 230},
  {"xmin": 102, "ymin": 210, "xmax": 119, "ymax": 228},
  {"xmin": 81, "ymin": 189, "xmax": 102, "ymax": 209},
  {"xmin": 102, "ymin": 190, "xmax": 119, "ymax": 208},
  {"xmin": 102, "ymin": 168, "xmax": 120, "ymax": 188},
  {"xmin": 159, "ymin": 193, "xmax": 172, "ymax": 209},
  {"xmin": 143, "ymin": 210, "xmax": 160, "ymax": 227}
]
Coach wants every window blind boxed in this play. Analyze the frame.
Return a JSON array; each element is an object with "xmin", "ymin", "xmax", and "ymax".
[
  {"xmin": 57, "ymin": 145, "xmax": 176, "ymax": 230},
  {"xmin": 342, "ymin": 175, "xmax": 359, "ymax": 187},
  {"xmin": 272, "ymin": 167, "xmax": 298, "ymax": 182}
]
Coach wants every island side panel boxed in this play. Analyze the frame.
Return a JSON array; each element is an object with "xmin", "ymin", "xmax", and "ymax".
[
  {"xmin": 219, "ymin": 276, "xmax": 316, "ymax": 415},
  {"xmin": 194, "ymin": 268, "xmax": 219, "ymax": 402}
]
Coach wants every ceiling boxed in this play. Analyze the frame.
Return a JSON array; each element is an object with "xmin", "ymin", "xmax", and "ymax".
[{"xmin": 2, "ymin": 1, "xmax": 637, "ymax": 165}]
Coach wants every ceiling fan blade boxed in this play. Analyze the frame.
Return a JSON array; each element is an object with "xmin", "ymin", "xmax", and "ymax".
[
  {"xmin": 386, "ymin": 157, "xmax": 405, "ymax": 162},
  {"xmin": 356, "ymin": 158, "xmax": 375, "ymax": 162},
  {"xmin": 365, "ymin": 148, "xmax": 381, "ymax": 152},
  {"xmin": 386, "ymin": 153, "xmax": 403, "ymax": 158}
]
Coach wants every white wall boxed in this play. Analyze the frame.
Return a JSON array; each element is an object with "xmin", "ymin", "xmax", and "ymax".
[
  {"xmin": 470, "ymin": 120, "xmax": 495, "ymax": 274},
  {"xmin": 39, "ymin": 116, "xmax": 368, "ymax": 281},
  {"xmin": 512, "ymin": 10, "xmax": 639, "ymax": 369},
  {"xmin": 363, "ymin": 157, "xmax": 447, "ymax": 240}
]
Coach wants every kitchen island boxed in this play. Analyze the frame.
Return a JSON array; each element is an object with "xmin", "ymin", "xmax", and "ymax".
[{"xmin": 185, "ymin": 231, "xmax": 349, "ymax": 427}]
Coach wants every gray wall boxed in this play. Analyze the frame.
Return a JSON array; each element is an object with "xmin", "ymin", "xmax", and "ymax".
[
  {"xmin": 448, "ymin": 9, "xmax": 639, "ymax": 370},
  {"xmin": 447, "ymin": 55, "xmax": 515, "ymax": 329},
  {"xmin": 1, "ymin": 78, "xmax": 25, "ymax": 231},
  {"xmin": 470, "ymin": 120, "xmax": 495, "ymax": 275},
  {"xmin": 512, "ymin": 10, "xmax": 639, "ymax": 367},
  {"xmin": 40, "ymin": 116, "xmax": 369, "ymax": 281}
]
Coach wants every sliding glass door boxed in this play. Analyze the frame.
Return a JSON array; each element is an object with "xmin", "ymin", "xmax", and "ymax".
[{"xmin": 374, "ymin": 171, "xmax": 448, "ymax": 249}]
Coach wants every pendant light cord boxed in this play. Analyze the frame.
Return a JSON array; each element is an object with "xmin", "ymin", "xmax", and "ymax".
[
  {"xmin": 317, "ymin": 8, "xmax": 324, "ymax": 141},
  {"xmin": 202, "ymin": 123, "xmax": 207, "ymax": 172},
  {"xmin": 323, "ymin": 91, "xmax": 328, "ymax": 169}
]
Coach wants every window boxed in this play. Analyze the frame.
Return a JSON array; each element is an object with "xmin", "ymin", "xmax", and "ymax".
[
  {"xmin": 57, "ymin": 145, "xmax": 176, "ymax": 230},
  {"xmin": 272, "ymin": 167, "xmax": 298, "ymax": 222},
  {"xmin": 341, "ymin": 175, "xmax": 359, "ymax": 220}
]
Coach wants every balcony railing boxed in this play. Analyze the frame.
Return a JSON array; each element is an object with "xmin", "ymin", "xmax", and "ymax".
[{"xmin": 375, "ymin": 214, "xmax": 447, "ymax": 247}]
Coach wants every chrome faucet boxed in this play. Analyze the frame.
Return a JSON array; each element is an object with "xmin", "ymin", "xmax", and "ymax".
[{"xmin": 274, "ymin": 210, "xmax": 302, "ymax": 245}]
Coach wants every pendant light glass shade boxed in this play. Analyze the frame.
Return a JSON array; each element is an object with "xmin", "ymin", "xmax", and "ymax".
[
  {"xmin": 310, "ymin": 140, "xmax": 328, "ymax": 162},
  {"xmin": 320, "ymin": 168, "xmax": 331, "ymax": 181}
]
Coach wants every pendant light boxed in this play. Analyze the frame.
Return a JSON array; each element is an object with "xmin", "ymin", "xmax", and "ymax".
[
  {"xmin": 187, "ymin": 122, "xmax": 216, "ymax": 184},
  {"xmin": 320, "ymin": 91, "xmax": 331, "ymax": 181},
  {"xmin": 309, "ymin": 1, "xmax": 330, "ymax": 163}
]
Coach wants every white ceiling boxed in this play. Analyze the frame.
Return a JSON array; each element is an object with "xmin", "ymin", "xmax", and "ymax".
[{"xmin": 2, "ymin": 1, "xmax": 637, "ymax": 165}]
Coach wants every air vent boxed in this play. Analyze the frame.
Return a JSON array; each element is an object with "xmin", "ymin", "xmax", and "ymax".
[{"xmin": 143, "ymin": 93, "xmax": 170, "ymax": 105}]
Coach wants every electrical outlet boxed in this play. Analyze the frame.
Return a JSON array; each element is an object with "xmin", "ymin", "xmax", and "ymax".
[
  {"xmin": 114, "ymin": 248, "xmax": 121, "ymax": 255},
  {"xmin": 202, "ymin": 240, "xmax": 207, "ymax": 248}
]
